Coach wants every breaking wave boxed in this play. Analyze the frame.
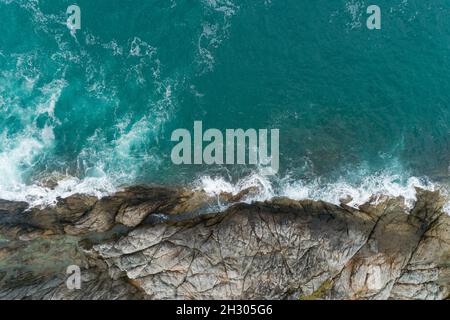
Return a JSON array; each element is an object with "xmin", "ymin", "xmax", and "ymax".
[
  {"xmin": 195, "ymin": 171, "xmax": 450, "ymax": 214},
  {"xmin": 1, "ymin": 0, "xmax": 449, "ymax": 216}
]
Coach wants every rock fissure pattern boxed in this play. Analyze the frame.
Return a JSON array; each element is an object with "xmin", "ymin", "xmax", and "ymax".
[{"xmin": 0, "ymin": 187, "xmax": 449, "ymax": 300}]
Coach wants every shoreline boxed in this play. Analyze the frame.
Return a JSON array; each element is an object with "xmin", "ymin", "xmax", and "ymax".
[
  {"xmin": 0, "ymin": 170, "xmax": 448, "ymax": 212},
  {"xmin": 0, "ymin": 185, "xmax": 449, "ymax": 299}
]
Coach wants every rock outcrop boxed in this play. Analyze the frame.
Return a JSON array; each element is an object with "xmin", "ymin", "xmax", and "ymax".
[{"xmin": 0, "ymin": 186, "xmax": 449, "ymax": 300}]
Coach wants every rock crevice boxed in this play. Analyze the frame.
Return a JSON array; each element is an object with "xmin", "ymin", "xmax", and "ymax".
[{"xmin": 0, "ymin": 187, "xmax": 449, "ymax": 300}]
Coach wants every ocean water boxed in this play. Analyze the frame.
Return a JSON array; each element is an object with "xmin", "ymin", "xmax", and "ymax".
[{"xmin": 0, "ymin": 0, "xmax": 449, "ymax": 208}]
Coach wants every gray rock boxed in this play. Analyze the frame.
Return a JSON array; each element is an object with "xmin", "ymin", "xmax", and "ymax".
[
  {"xmin": 0, "ymin": 200, "xmax": 28, "ymax": 216},
  {"xmin": 0, "ymin": 187, "xmax": 449, "ymax": 300}
]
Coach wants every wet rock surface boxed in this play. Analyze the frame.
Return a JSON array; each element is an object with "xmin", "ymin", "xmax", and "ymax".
[{"xmin": 0, "ymin": 186, "xmax": 449, "ymax": 300}]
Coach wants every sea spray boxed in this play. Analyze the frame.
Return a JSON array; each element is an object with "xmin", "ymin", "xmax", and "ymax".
[{"xmin": 0, "ymin": 0, "xmax": 449, "ymax": 214}]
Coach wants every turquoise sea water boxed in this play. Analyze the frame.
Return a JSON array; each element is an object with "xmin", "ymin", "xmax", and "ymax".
[{"xmin": 0, "ymin": 0, "xmax": 449, "ymax": 206}]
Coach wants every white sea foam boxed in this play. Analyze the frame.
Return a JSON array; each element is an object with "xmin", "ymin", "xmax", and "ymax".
[
  {"xmin": 1, "ymin": 169, "xmax": 447, "ymax": 213},
  {"xmin": 345, "ymin": 0, "xmax": 364, "ymax": 30},
  {"xmin": 0, "ymin": 175, "xmax": 117, "ymax": 208},
  {"xmin": 195, "ymin": 171, "xmax": 449, "ymax": 213},
  {"xmin": 197, "ymin": 0, "xmax": 239, "ymax": 72},
  {"xmin": 0, "ymin": 75, "xmax": 66, "ymax": 198}
]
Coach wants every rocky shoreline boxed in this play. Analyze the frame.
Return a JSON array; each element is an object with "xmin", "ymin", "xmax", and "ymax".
[{"xmin": 0, "ymin": 186, "xmax": 449, "ymax": 300}]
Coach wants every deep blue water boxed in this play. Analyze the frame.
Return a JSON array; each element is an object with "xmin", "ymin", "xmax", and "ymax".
[{"xmin": 0, "ymin": 0, "xmax": 449, "ymax": 206}]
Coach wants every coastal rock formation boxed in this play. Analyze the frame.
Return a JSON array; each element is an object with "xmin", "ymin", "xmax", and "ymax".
[{"xmin": 0, "ymin": 186, "xmax": 449, "ymax": 300}]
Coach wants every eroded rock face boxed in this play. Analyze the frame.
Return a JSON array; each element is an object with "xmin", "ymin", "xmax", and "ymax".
[
  {"xmin": 92, "ymin": 200, "xmax": 375, "ymax": 299},
  {"xmin": 0, "ymin": 187, "xmax": 449, "ymax": 300},
  {"xmin": 329, "ymin": 190, "xmax": 448, "ymax": 300}
]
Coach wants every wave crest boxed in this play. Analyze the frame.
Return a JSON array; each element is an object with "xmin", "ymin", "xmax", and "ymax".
[{"xmin": 195, "ymin": 171, "xmax": 447, "ymax": 212}]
